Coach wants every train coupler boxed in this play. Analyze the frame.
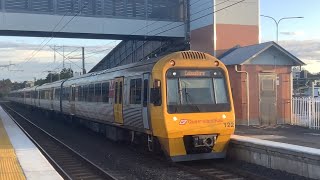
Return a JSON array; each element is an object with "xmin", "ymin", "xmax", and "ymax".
[{"xmin": 192, "ymin": 135, "xmax": 217, "ymax": 148}]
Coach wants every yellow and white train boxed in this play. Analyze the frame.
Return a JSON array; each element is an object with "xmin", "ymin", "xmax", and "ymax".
[{"xmin": 9, "ymin": 51, "xmax": 235, "ymax": 161}]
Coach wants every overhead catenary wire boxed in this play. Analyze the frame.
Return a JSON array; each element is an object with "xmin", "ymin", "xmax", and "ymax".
[
  {"xmin": 191, "ymin": 0, "xmax": 232, "ymax": 17},
  {"xmin": 78, "ymin": 0, "xmax": 209, "ymax": 57},
  {"xmin": 18, "ymin": 2, "xmax": 90, "ymax": 66},
  {"xmin": 32, "ymin": 0, "xmax": 246, "ymax": 78},
  {"xmin": 79, "ymin": 0, "xmax": 237, "ymax": 58},
  {"xmin": 47, "ymin": 46, "xmax": 83, "ymax": 71}
]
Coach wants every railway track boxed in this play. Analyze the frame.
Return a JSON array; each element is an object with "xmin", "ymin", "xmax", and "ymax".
[
  {"xmin": 2, "ymin": 104, "xmax": 118, "ymax": 180},
  {"xmin": 174, "ymin": 161, "xmax": 272, "ymax": 180},
  {"xmin": 3, "ymin": 102, "xmax": 276, "ymax": 180}
]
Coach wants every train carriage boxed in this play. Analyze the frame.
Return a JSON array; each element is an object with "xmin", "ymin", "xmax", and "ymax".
[
  {"xmin": 8, "ymin": 51, "xmax": 235, "ymax": 161},
  {"xmin": 37, "ymin": 80, "xmax": 65, "ymax": 112},
  {"xmin": 23, "ymin": 86, "xmax": 37, "ymax": 106}
]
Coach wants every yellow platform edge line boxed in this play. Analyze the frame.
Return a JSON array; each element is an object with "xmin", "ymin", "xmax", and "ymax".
[{"xmin": 0, "ymin": 118, "xmax": 26, "ymax": 180}]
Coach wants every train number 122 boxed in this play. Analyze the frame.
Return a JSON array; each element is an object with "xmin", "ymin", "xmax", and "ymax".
[{"xmin": 224, "ymin": 122, "xmax": 234, "ymax": 128}]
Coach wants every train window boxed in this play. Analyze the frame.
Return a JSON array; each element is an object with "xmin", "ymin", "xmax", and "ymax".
[
  {"xmin": 50, "ymin": 90, "xmax": 52, "ymax": 100},
  {"xmin": 130, "ymin": 78, "xmax": 142, "ymax": 104},
  {"xmin": 78, "ymin": 86, "xmax": 82, "ymax": 101},
  {"xmin": 213, "ymin": 78, "xmax": 228, "ymax": 104},
  {"xmin": 166, "ymin": 70, "xmax": 230, "ymax": 113},
  {"xmin": 115, "ymin": 82, "xmax": 118, "ymax": 103},
  {"xmin": 102, "ymin": 82, "xmax": 110, "ymax": 103},
  {"xmin": 45, "ymin": 90, "xmax": 50, "ymax": 100},
  {"xmin": 83, "ymin": 85, "xmax": 88, "ymax": 101},
  {"xmin": 71, "ymin": 87, "xmax": 76, "ymax": 101},
  {"xmin": 95, "ymin": 83, "xmax": 102, "ymax": 102},
  {"xmin": 41, "ymin": 91, "xmax": 45, "ymax": 99},
  {"xmin": 63, "ymin": 87, "xmax": 70, "ymax": 101},
  {"xmin": 143, "ymin": 79, "xmax": 149, "ymax": 107},
  {"xmin": 55, "ymin": 88, "xmax": 60, "ymax": 100},
  {"xmin": 119, "ymin": 82, "xmax": 123, "ymax": 103},
  {"xmin": 89, "ymin": 84, "xmax": 94, "ymax": 102}
]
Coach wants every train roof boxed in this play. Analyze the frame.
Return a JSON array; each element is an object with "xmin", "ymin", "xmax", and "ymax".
[
  {"xmin": 62, "ymin": 55, "xmax": 162, "ymax": 86},
  {"xmin": 36, "ymin": 80, "xmax": 65, "ymax": 90},
  {"xmin": 10, "ymin": 51, "xmax": 216, "ymax": 92}
]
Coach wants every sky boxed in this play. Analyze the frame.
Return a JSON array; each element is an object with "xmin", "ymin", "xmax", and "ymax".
[
  {"xmin": 0, "ymin": 0, "xmax": 320, "ymax": 82},
  {"xmin": 260, "ymin": 0, "xmax": 320, "ymax": 73}
]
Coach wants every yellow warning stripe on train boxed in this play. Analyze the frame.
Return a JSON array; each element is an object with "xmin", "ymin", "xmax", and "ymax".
[{"xmin": 0, "ymin": 119, "xmax": 26, "ymax": 180}]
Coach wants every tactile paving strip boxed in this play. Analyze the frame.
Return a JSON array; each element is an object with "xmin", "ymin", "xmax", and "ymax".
[{"xmin": 0, "ymin": 119, "xmax": 26, "ymax": 180}]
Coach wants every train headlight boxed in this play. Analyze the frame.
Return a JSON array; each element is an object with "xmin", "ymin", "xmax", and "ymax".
[{"xmin": 214, "ymin": 61, "xmax": 220, "ymax": 66}]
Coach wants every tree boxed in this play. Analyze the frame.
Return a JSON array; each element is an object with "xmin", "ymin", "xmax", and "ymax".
[
  {"xmin": 60, "ymin": 68, "xmax": 73, "ymax": 80},
  {"xmin": 45, "ymin": 72, "xmax": 60, "ymax": 83},
  {"xmin": 34, "ymin": 78, "xmax": 47, "ymax": 86},
  {"xmin": 0, "ymin": 79, "xmax": 12, "ymax": 97}
]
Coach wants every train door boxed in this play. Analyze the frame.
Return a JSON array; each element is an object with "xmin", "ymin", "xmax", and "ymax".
[
  {"xmin": 70, "ymin": 85, "xmax": 76, "ymax": 115},
  {"xmin": 259, "ymin": 74, "xmax": 277, "ymax": 125},
  {"xmin": 114, "ymin": 77, "xmax": 124, "ymax": 124},
  {"xmin": 142, "ymin": 73, "xmax": 151, "ymax": 129}
]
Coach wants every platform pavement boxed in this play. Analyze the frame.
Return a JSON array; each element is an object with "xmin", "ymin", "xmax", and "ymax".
[
  {"xmin": 0, "ymin": 106, "xmax": 62, "ymax": 180},
  {"xmin": 229, "ymin": 125, "xmax": 320, "ymax": 179},
  {"xmin": 235, "ymin": 125, "xmax": 320, "ymax": 149}
]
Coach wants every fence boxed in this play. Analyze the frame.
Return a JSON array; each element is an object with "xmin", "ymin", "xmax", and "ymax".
[{"xmin": 292, "ymin": 97, "xmax": 320, "ymax": 130}]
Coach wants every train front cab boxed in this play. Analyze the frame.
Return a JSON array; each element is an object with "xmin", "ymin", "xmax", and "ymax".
[{"xmin": 150, "ymin": 51, "xmax": 235, "ymax": 162}]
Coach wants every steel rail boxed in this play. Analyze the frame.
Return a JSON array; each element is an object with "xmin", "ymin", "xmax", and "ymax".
[{"xmin": 2, "ymin": 104, "xmax": 117, "ymax": 180}]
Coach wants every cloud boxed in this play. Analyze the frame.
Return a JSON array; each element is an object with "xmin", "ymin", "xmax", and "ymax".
[
  {"xmin": 279, "ymin": 40, "xmax": 320, "ymax": 73},
  {"xmin": 280, "ymin": 31, "xmax": 304, "ymax": 36},
  {"xmin": 279, "ymin": 40, "xmax": 320, "ymax": 60},
  {"xmin": 0, "ymin": 41, "xmax": 117, "ymax": 63},
  {"xmin": 0, "ymin": 40, "xmax": 119, "ymax": 81}
]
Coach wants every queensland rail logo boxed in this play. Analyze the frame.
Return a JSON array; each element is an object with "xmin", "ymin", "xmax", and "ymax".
[{"xmin": 179, "ymin": 119, "xmax": 188, "ymax": 125}]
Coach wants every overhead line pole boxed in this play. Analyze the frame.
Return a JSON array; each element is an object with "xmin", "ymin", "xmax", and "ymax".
[
  {"xmin": 63, "ymin": 45, "xmax": 65, "ymax": 68},
  {"xmin": 82, "ymin": 47, "xmax": 86, "ymax": 74}
]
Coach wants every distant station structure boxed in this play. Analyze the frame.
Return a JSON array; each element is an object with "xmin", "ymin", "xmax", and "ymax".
[
  {"xmin": 0, "ymin": 0, "xmax": 185, "ymax": 39},
  {"xmin": 90, "ymin": 0, "xmax": 261, "ymax": 71}
]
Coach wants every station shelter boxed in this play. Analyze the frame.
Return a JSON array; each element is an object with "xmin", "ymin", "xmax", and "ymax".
[{"xmin": 219, "ymin": 41, "xmax": 305, "ymax": 125}]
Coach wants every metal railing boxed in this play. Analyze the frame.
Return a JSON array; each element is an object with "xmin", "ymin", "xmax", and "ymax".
[
  {"xmin": 0, "ymin": 0, "xmax": 183, "ymax": 21},
  {"xmin": 292, "ymin": 97, "xmax": 320, "ymax": 130}
]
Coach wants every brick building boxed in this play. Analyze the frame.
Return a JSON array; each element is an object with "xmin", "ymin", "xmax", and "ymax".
[{"xmin": 220, "ymin": 42, "xmax": 305, "ymax": 125}]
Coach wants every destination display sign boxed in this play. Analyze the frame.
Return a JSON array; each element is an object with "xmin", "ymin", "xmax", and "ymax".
[
  {"xmin": 183, "ymin": 70, "xmax": 209, "ymax": 77},
  {"xmin": 166, "ymin": 69, "xmax": 223, "ymax": 78}
]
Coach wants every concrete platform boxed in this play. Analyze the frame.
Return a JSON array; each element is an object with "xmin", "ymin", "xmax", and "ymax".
[
  {"xmin": 228, "ymin": 125, "xmax": 320, "ymax": 179},
  {"xmin": 0, "ymin": 106, "xmax": 62, "ymax": 180},
  {"xmin": 236, "ymin": 125, "xmax": 320, "ymax": 149}
]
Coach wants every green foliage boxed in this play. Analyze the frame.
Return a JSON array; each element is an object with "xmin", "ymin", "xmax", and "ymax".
[
  {"xmin": 34, "ymin": 68, "xmax": 74, "ymax": 86},
  {"xmin": 0, "ymin": 68, "xmax": 74, "ymax": 97},
  {"xmin": 0, "ymin": 79, "xmax": 27, "ymax": 97},
  {"xmin": 60, "ymin": 68, "xmax": 73, "ymax": 80}
]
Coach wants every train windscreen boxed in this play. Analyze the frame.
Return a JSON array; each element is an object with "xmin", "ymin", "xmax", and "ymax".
[{"xmin": 166, "ymin": 69, "xmax": 230, "ymax": 113}]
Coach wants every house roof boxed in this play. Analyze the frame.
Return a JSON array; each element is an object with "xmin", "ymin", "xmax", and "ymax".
[{"xmin": 219, "ymin": 41, "xmax": 306, "ymax": 66}]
